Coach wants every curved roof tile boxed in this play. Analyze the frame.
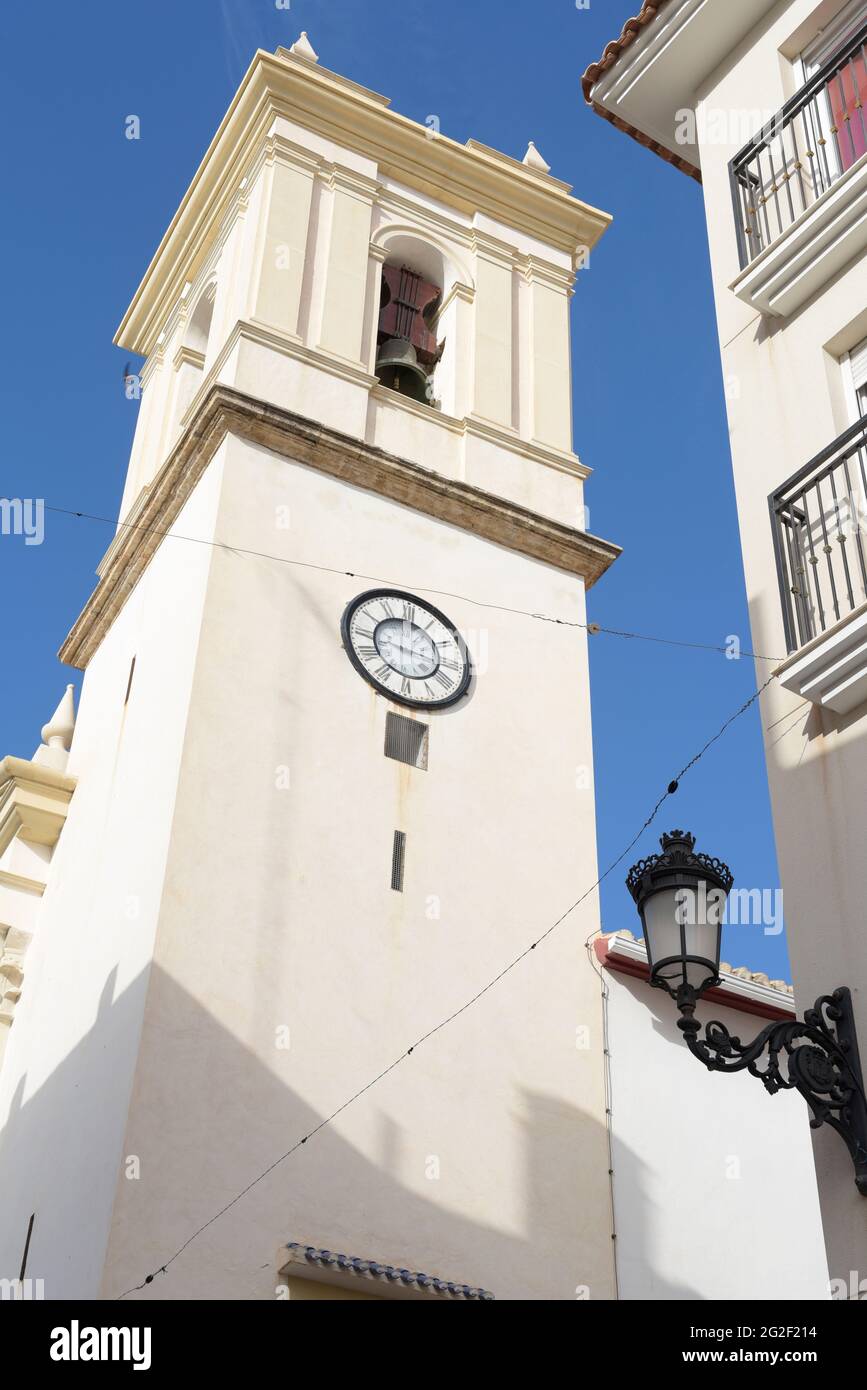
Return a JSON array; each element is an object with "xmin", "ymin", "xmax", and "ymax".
[{"xmin": 580, "ymin": 2, "xmax": 701, "ymax": 183}]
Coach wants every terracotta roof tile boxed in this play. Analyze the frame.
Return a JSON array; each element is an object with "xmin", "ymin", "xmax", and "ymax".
[
  {"xmin": 581, "ymin": 1, "xmax": 701, "ymax": 183},
  {"xmin": 284, "ymin": 1243, "xmax": 495, "ymax": 1299},
  {"xmin": 606, "ymin": 931, "xmax": 794, "ymax": 996}
]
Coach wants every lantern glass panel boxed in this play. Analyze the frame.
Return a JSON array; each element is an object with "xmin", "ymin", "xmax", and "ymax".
[
  {"xmin": 684, "ymin": 882, "xmax": 725, "ymax": 989},
  {"xmin": 641, "ymin": 889, "xmax": 683, "ymax": 974}
]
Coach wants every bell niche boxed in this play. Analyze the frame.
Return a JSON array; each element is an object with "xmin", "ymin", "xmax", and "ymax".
[{"xmin": 375, "ymin": 264, "xmax": 443, "ymax": 406}]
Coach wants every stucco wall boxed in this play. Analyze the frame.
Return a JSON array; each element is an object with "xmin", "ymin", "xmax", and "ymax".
[
  {"xmin": 691, "ymin": 0, "xmax": 867, "ymax": 1280},
  {"xmin": 99, "ymin": 430, "xmax": 616, "ymax": 1301},
  {"xmin": 605, "ymin": 956, "xmax": 828, "ymax": 1300},
  {"xmin": 0, "ymin": 453, "xmax": 224, "ymax": 1297}
]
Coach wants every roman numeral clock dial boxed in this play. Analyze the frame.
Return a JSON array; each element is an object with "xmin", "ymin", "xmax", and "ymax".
[{"xmin": 341, "ymin": 589, "xmax": 472, "ymax": 710}]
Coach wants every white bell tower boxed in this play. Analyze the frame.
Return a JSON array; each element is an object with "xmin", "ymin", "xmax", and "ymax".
[{"xmin": 0, "ymin": 38, "xmax": 620, "ymax": 1301}]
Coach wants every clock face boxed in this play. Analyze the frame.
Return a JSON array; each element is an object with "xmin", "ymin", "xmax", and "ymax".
[{"xmin": 341, "ymin": 589, "xmax": 472, "ymax": 709}]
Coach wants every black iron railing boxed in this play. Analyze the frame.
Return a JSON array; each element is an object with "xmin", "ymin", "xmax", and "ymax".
[
  {"xmin": 770, "ymin": 416, "xmax": 867, "ymax": 653},
  {"xmin": 730, "ymin": 20, "xmax": 867, "ymax": 269}
]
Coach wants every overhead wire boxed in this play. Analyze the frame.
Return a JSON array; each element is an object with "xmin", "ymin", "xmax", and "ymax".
[
  {"xmin": 117, "ymin": 669, "xmax": 777, "ymax": 1297},
  {"xmin": 44, "ymin": 503, "xmax": 786, "ymax": 663}
]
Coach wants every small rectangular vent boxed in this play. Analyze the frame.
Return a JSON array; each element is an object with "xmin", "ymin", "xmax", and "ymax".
[
  {"xmin": 384, "ymin": 713, "xmax": 428, "ymax": 770},
  {"xmin": 391, "ymin": 831, "xmax": 406, "ymax": 893},
  {"xmin": 124, "ymin": 655, "xmax": 136, "ymax": 707}
]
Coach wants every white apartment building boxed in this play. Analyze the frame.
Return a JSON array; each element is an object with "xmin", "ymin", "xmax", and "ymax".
[{"xmin": 584, "ymin": 0, "xmax": 867, "ymax": 1287}]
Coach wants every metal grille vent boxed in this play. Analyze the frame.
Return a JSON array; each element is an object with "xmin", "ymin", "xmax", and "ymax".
[
  {"xmin": 384, "ymin": 713, "xmax": 428, "ymax": 770},
  {"xmin": 391, "ymin": 831, "xmax": 406, "ymax": 893}
]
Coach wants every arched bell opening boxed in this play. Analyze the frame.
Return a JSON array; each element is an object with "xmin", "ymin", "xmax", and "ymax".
[
  {"xmin": 375, "ymin": 254, "xmax": 444, "ymax": 407},
  {"xmin": 183, "ymin": 280, "xmax": 216, "ymax": 359},
  {"xmin": 172, "ymin": 279, "xmax": 217, "ymax": 439}
]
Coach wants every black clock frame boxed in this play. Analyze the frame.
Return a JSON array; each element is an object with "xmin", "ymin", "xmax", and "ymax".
[{"xmin": 340, "ymin": 588, "xmax": 472, "ymax": 711}]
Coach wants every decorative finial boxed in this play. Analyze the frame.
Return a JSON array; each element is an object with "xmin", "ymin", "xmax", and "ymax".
[
  {"xmin": 659, "ymin": 829, "xmax": 696, "ymax": 853},
  {"xmin": 33, "ymin": 684, "xmax": 76, "ymax": 772},
  {"xmin": 290, "ymin": 31, "xmax": 319, "ymax": 63},
  {"xmin": 41, "ymin": 685, "xmax": 76, "ymax": 750},
  {"xmin": 522, "ymin": 141, "xmax": 551, "ymax": 174}
]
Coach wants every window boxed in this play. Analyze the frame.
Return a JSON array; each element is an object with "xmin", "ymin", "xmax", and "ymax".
[
  {"xmin": 801, "ymin": 0, "xmax": 867, "ymax": 175},
  {"xmin": 842, "ymin": 334, "xmax": 867, "ymax": 420}
]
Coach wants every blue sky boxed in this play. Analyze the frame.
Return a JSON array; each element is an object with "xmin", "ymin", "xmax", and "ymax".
[{"xmin": 0, "ymin": 1, "xmax": 788, "ymax": 979}]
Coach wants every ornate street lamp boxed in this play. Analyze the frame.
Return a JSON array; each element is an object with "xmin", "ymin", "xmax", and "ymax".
[{"xmin": 626, "ymin": 830, "xmax": 867, "ymax": 1195}]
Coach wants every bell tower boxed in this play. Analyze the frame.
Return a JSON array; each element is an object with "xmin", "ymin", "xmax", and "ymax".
[{"xmin": 0, "ymin": 35, "xmax": 620, "ymax": 1301}]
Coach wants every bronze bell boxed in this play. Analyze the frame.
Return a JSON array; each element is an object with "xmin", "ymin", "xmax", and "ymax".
[{"xmin": 375, "ymin": 337, "xmax": 430, "ymax": 404}]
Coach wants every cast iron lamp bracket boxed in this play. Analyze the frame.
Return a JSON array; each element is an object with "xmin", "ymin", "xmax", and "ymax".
[
  {"xmin": 627, "ymin": 830, "xmax": 867, "ymax": 1195},
  {"xmin": 672, "ymin": 980, "xmax": 867, "ymax": 1196}
]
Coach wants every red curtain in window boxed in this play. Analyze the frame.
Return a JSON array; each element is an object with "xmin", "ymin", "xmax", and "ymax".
[{"xmin": 828, "ymin": 54, "xmax": 867, "ymax": 168}]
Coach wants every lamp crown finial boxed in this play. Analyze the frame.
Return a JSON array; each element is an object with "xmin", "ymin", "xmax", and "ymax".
[{"xmin": 660, "ymin": 829, "xmax": 695, "ymax": 853}]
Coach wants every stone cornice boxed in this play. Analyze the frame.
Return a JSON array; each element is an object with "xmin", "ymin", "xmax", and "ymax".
[
  {"xmin": 0, "ymin": 757, "xmax": 77, "ymax": 795},
  {"xmin": 59, "ymin": 383, "xmax": 620, "ymax": 670},
  {"xmin": 520, "ymin": 255, "xmax": 576, "ymax": 293},
  {"xmin": 461, "ymin": 412, "xmax": 588, "ymax": 479},
  {"xmin": 265, "ymin": 132, "xmax": 322, "ymax": 177},
  {"xmin": 0, "ymin": 758, "xmax": 77, "ymax": 859},
  {"xmin": 140, "ymin": 350, "xmax": 165, "ymax": 386},
  {"xmin": 368, "ymin": 383, "xmax": 463, "ymax": 433},
  {"xmin": 223, "ymin": 317, "xmax": 379, "ymax": 392},
  {"xmin": 321, "ymin": 164, "xmax": 380, "ymax": 203},
  {"xmin": 97, "ymin": 481, "xmax": 154, "ymax": 578},
  {"xmin": 0, "ymin": 922, "xmax": 31, "ymax": 1040},
  {"xmin": 464, "ymin": 138, "xmax": 573, "ymax": 196},
  {"xmin": 0, "ymin": 868, "xmax": 46, "ymax": 897},
  {"xmin": 436, "ymin": 282, "xmax": 475, "ymax": 317},
  {"xmin": 272, "ymin": 48, "xmax": 392, "ymax": 107},
  {"xmin": 115, "ymin": 48, "xmax": 611, "ymax": 357},
  {"xmin": 183, "ymin": 318, "xmax": 590, "ymax": 481},
  {"xmin": 470, "ymin": 227, "xmax": 519, "ymax": 268},
  {"xmin": 366, "ymin": 383, "xmax": 589, "ymax": 479},
  {"xmin": 173, "ymin": 344, "xmax": 205, "ymax": 372}
]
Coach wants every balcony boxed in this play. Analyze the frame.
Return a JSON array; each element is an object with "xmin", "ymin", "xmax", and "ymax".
[
  {"xmin": 772, "ymin": 417, "xmax": 867, "ymax": 715},
  {"xmin": 729, "ymin": 21, "xmax": 867, "ymax": 317}
]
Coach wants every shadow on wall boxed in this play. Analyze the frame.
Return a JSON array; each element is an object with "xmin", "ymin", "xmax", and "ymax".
[
  {"xmin": 0, "ymin": 961, "xmax": 688, "ymax": 1302},
  {"xmin": 758, "ymin": 659, "xmax": 867, "ymax": 1286},
  {"xmin": 603, "ymin": 961, "xmax": 829, "ymax": 1302}
]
